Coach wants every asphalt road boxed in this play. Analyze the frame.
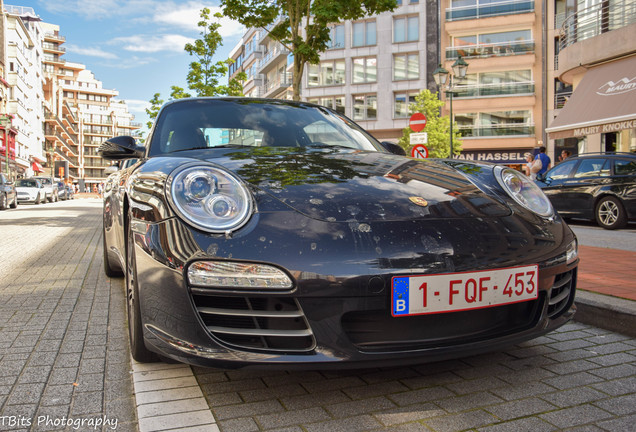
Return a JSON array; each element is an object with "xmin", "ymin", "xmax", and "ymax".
[
  {"xmin": 568, "ymin": 220, "xmax": 636, "ymax": 252},
  {"xmin": 0, "ymin": 200, "xmax": 634, "ymax": 432}
]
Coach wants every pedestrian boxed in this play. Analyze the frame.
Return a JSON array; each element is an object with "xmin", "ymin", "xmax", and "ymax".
[
  {"xmin": 534, "ymin": 146, "xmax": 551, "ymax": 177},
  {"xmin": 523, "ymin": 153, "xmax": 536, "ymax": 179},
  {"xmin": 559, "ymin": 150, "xmax": 571, "ymax": 162}
]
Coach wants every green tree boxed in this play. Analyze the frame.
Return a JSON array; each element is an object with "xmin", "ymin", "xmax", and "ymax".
[
  {"xmin": 221, "ymin": 0, "xmax": 397, "ymax": 101},
  {"xmin": 185, "ymin": 8, "xmax": 246, "ymax": 97},
  {"xmin": 145, "ymin": 8, "xmax": 246, "ymax": 129},
  {"xmin": 398, "ymin": 89, "xmax": 462, "ymax": 158}
]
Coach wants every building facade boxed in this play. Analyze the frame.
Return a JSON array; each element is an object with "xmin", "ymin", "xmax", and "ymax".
[
  {"xmin": 546, "ymin": 0, "xmax": 636, "ymax": 155},
  {"xmin": 440, "ymin": 0, "xmax": 544, "ymax": 166},
  {"xmin": 39, "ymin": 24, "xmax": 140, "ymax": 189},
  {"xmin": 3, "ymin": 4, "xmax": 45, "ymax": 178},
  {"xmin": 229, "ymin": 0, "xmax": 440, "ymax": 143}
]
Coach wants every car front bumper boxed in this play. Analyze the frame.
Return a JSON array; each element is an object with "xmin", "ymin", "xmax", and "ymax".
[{"xmin": 129, "ymin": 210, "xmax": 578, "ymax": 369}]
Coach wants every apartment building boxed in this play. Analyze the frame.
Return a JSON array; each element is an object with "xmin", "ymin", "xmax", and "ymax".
[
  {"xmin": 2, "ymin": 5, "xmax": 45, "ymax": 177},
  {"xmin": 41, "ymin": 23, "xmax": 140, "ymax": 188},
  {"xmin": 440, "ymin": 0, "xmax": 544, "ymax": 166},
  {"xmin": 546, "ymin": 0, "xmax": 636, "ymax": 155},
  {"xmin": 228, "ymin": 0, "xmax": 440, "ymax": 142}
]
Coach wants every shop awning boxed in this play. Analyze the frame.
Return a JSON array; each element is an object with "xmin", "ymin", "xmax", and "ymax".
[
  {"xmin": 546, "ymin": 55, "xmax": 636, "ymax": 139},
  {"xmin": 32, "ymin": 161, "xmax": 44, "ymax": 173}
]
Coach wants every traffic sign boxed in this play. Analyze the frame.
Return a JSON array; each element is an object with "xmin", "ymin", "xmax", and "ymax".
[
  {"xmin": 410, "ymin": 132, "xmax": 428, "ymax": 145},
  {"xmin": 411, "ymin": 144, "xmax": 429, "ymax": 159},
  {"xmin": 409, "ymin": 113, "xmax": 427, "ymax": 132}
]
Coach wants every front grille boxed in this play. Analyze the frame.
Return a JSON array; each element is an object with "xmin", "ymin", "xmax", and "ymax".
[
  {"xmin": 190, "ymin": 290, "xmax": 315, "ymax": 353},
  {"xmin": 547, "ymin": 268, "xmax": 576, "ymax": 318},
  {"xmin": 342, "ymin": 294, "xmax": 544, "ymax": 352}
]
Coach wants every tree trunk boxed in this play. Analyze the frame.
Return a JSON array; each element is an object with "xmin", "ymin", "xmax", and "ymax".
[{"xmin": 292, "ymin": 55, "xmax": 304, "ymax": 101}]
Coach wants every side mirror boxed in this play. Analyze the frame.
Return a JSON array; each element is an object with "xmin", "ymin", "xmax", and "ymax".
[
  {"xmin": 380, "ymin": 141, "xmax": 407, "ymax": 156},
  {"xmin": 536, "ymin": 173, "xmax": 546, "ymax": 182},
  {"xmin": 99, "ymin": 136, "xmax": 145, "ymax": 160}
]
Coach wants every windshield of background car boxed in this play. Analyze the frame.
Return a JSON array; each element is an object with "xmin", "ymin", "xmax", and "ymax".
[
  {"xmin": 34, "ymin": 177, "xmax": 52, "ymax": 186},
  {"xmin": 17, "ymin": 180, "xmax": 38, "ymax": 187},
  {"xmin": 149, "ymin": 99, "xmax": 382, "ymax": 156}
]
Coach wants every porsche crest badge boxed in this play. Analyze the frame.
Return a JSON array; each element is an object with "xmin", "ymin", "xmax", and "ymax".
[{"xmin": 409, "ymin": 197, "xmax": 429, "ymax": 207}]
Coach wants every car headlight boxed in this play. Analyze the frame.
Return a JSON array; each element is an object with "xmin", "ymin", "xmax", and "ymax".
[
  {"xmin": 167, "ymin": 164, "xmax": 253, "ymax": 233},
  {"xmin": 495, "ymin": 167, "xmax": 553, "ymax": 217}
]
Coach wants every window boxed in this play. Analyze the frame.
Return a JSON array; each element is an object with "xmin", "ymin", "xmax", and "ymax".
[
  {"xmin": 574, "ymin": 159, "xmax": 610, "ymax": 178},
  {"xmin": 547, "ymin": 160, "xmax": 577, "ymax": 180},
  {"xmin": 455, "ymin": 111, "xmax": 533, "ymax": 137},
  {"xmin": 394, "ymin": 16, "xmax": 419, "ymax": 43},
  {"xmin": 353, "ymin": 94, "xmax": 377, "ymax": 120},
  {"xmin": 393, "ymin": 54, "xmax": 419, "ymax": 80},
  {"xmin": 456, "ymin": 70, "xmax": 532, "ymax": 97},
  {"xmin": 308, "ymin": 97, "xmax": 345, "ymax": 115},
  {"xmin": 394, "ymin": 92, "xmax": 418, "ymax": 118},
  {"xmin": 307, "ymin": 60, "xmax": 345, "ymax": 87},
  {"xmin": 615, "ymin": 159, "xmax": 636, "ymax": 175},
  {"xmin": 328, "ymin": 24, "xmax": 345, "ymax": 49},
  {"xmin": 352, "ymin": 20, "xmax": 376, "ymax": 47},
  {"xmin": 352, "ymin": 57, "xmax": 377, "ymax": 83}
]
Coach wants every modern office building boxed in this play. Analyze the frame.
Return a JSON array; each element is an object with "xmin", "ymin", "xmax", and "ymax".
[
  {"xmin": 228, "ymin": 0, "xmax": 440, "ymax": 142},
  {"xmin": 546, "ymin": 0, "xmax": 636, "ymax": 155}
]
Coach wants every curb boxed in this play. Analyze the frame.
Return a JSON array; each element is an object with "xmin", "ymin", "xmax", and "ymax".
[{"xmin": 573, "ymin": 290, "xmax": 636, "ymax": 338}]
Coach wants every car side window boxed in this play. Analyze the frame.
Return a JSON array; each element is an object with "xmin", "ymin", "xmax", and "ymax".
[
  {"xmin": 573, "ymin": 158, "xmax": 607, "ymax": 178},
  {"xmin": 546, "ymin": 159, "xmax": 577, "ymax": 180},
  {"xmin": 614, "ymin": 159, "xmax": 636, "ymax": 175}
]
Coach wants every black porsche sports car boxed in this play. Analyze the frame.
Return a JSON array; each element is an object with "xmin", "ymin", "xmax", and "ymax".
[{"xmin": 100, "ymin": 98, "xmax": 578, "ymax": 369}]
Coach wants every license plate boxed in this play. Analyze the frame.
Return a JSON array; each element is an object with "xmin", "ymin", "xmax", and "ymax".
[{"xmin": 391, "ymin": 265, "xmax": 538, "ymax": 317}]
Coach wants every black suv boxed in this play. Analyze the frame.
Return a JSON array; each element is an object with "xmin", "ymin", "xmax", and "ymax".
[
  {"xmin": 0, "ymin": 173, "xmax": 18, "ymax": 210},
  {"xmin": 536, "ymin": 152, "xmax": 636, "ymax": 229}
]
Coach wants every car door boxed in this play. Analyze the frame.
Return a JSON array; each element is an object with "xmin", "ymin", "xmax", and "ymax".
[
  {"xmin": 613, "ymin": 158, "xmax": 636, "ymax": 217},
  {"xmin": 563, "ymin": 158, "xmax": 611, "ymax": 217},
  {"xmin": 538, "ymin": 159, "xmax": 578, "ymax": 215}
]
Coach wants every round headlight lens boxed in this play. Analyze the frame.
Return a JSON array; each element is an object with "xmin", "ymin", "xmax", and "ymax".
[
  {"xmin": 495, "ymin": 167, "xmax": 553, "ymax": 217},
  {"xmin": 168, "ymin": 165, "xmax": 252, "ymax": 233}
]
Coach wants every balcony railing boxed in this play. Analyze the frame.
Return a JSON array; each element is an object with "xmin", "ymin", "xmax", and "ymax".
[
  {"xmin": 260, "ymin": 72, "xmax": 293, "ymax": 98},
  {"xmin": 559, "ymin": 0, "xmax": 636, "ymax": 51},
  {"xmin": 446, "ymin": 0, "xmax": 534, "ymax": 21},
  {"xmin": 457, "ymin": 124, "xmax": 535, "ymax": 137},
  {"xmin": 555, "ymin": 91, "xmax": 573, "ymax": 109},
  {"xmin": 446, "ymin": 40, "xmax": 534, "ymax": 60},
  {"xmin": 259, "ymin": 47, "xmax": 290, "ymax": 71},
  {"xmin": 454, "ymin": 82, "xmax": 535, "ymax": 98}
]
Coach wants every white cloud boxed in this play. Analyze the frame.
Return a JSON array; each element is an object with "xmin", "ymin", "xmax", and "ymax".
[
  {"xmin": 151, "ymin": 2, "xmax": 245, "ymax": 38},
  {"xmin": 65, "ymin": 44, "xmax": 118, "ymax": 59},
  {"xmin": 111, "ymin": 34, "xmax": 195, "ymax": 53},
  {"xmin": 42, "ymin": 0, "xmax": 157, "ymax": 19},
  {"xmin": 123, "ymin": 99, "xmax": 152, "ymax": 113}
]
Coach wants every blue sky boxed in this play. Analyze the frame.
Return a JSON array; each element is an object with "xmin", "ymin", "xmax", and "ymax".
[{"xmin": 16, "ymin": 0, "xmax": 245, "ymax": 133}]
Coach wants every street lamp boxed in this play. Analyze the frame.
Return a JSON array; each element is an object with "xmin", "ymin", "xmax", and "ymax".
[{"xmin": 433, "ymin": 55, "xmax": 469, "ymax": 158}]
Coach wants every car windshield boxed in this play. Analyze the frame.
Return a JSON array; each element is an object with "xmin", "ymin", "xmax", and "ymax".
[
  {"xmin": 17, "ymin": 179, "xmax": 38, "ymax": 187},
  {"xmin": 149, "ymin": 99, "xmax": 382, "ymax": 156}
]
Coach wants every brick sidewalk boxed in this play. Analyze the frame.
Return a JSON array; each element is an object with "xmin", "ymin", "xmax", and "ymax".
[{"xmin": 578, "ymin": 245, "xmax": 636, "ymax": 301}]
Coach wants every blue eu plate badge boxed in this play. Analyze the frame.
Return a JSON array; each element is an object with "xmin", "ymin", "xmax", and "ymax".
[{"xmin": 392, "ymin": 277, "xmax": 409, "ymax": 316}]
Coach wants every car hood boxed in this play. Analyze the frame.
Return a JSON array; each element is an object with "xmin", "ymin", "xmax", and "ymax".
[
  {"xmin": 16, "ymin": 187, "xmax": 39, "ymax": 193},
  {"xmin": 182, "ymin": 147, "xmax": 511, "ymax": 223}
]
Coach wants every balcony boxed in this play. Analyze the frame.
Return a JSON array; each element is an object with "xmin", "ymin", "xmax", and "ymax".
[
  {"xmin": 446, "ymin": 0, "xmax": 534, "ymax": 22},
  {"xmin": 454, "ymin": 81, "xmax": 535, "ymax": 98},
  {"xmin": 554, "ymin": 91, "xmax": 572, "ymax": 109},
  {"xmin": 559, "ymin": 0, "xmax": 636, "ymax": 51},
  {"xmin": 259, "ymin": 47, "xmax": 290, "ymax": 73},
  {"xmin": 44, "ymin": 31, "xmax": 66, "ymax": 42},
  {"xmin": 457, "ymin": 124, "xmax": 535, "ymax": 137},
  {"xmin": 260, "ymin": 73, "xmax": 293, "ymax": 98},
  {"xmin": 446, "ymin": 40, "xmax": 534, "ymax": 60}
]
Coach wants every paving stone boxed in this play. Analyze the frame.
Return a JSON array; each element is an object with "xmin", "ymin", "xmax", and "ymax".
[
  {"xmin": 326, "ymin": 396, "xmax": 396, "ymax": 418},
  {"xmin": 423, "ymin": 409, "xmax": 498, "ymax": 432},
  {"xmin": 539, "ymin": 387, "xmax": 608, "ymax": 408},
  {"xmin": 593, "ymin": 393, "xmax": 636, "ymax": 415},
  {"xmin": 389, "ymin": 386, "xmax": 455, "ymax": 407},
  {"xmin": 477, "ymin": 416, "xmax": 557, "ymax": 432},
  {"xmin": 304, "ymin": 414, "xmax": 382, "ymax": 432},
  {"xmin": 485, "ymin": 397, "xmax": 557, "ymax": 420},
  {"xmin": 256, "ymin": 407, "xmax": 331, "ymax": 430},
  {"xmin": 436, "ymin": 391, "xmax": 504, "ymax": 413},
  {"xmin": 539, "ymin": 404, "xmax": 614, "ymax": 428},
  {"xmin": 372, "ymin": 403, "xmax": 445, "ymax": 426}
]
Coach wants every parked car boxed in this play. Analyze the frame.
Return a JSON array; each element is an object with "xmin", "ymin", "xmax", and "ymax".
[
  {"xmin": 536, "ymin": 152, "xmax": 636, "ymax": 229},
  {"xmin": 0, "ymin": 173, "xmax": 18, "ymax": 210},
  {"xmin": 56, "ymin": 181, "xmax": 69, "ymax": 200},
  {"xmin": 15, "ymin": 178, "xmax": 45, "ymax": 204},
  {"xmin": 100, "ymin": 98, "xmax": 578, "ymax": 368},
  {"xmin": 32, "ymin": 175, "xmax": 59, "ymax": 202}
]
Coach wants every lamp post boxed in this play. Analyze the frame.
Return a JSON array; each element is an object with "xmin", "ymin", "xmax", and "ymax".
[{"xmin": 433, "ymin": 55, "xmax": 469, "ymax": 158}]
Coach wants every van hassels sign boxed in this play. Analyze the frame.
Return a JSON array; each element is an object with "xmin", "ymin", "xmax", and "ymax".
[{"xmin": 454, "ymin": 150, "xmax": 532, "ymax": 164}]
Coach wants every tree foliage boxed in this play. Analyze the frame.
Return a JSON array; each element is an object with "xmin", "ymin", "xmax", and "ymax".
[
  {"xmin": 398, "ymin": 90, "xmax": 463, "ymax": 158},
  {"xmin": 221, "ymin": 0, "xmax": 397, "ymax": 100},
  {"xmin": 145, "ymin": 8, "xmax": 246, "ymax": 129}
]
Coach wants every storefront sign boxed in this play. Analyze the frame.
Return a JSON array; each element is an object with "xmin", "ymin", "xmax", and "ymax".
[{"xmin": 454, "ymin": 150, "xmax": 533, "ymax": 164}]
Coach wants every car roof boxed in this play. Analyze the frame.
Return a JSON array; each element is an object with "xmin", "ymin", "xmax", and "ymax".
[{"xmin": 573, "ymin": 152, "xmax": 636, "ymax": 159}]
